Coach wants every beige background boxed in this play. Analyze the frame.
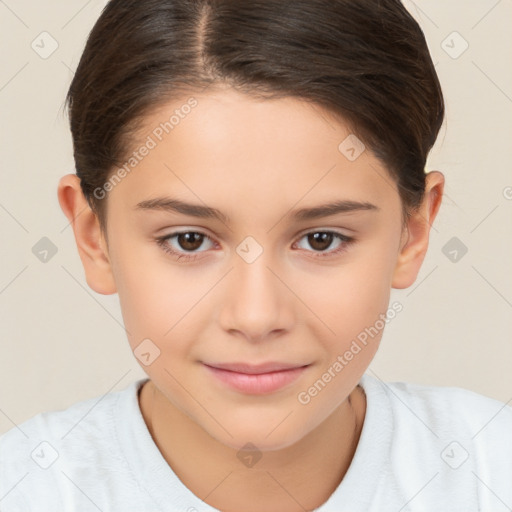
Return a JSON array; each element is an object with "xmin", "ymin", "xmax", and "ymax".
[{"xmin": 1, "ymin": 0, "xmax": 511, "ymax": 436}]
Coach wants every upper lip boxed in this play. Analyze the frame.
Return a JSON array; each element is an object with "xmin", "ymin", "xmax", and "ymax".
[{"xmin": 203, "ymin": 362, "xmax": 310, "ymax": 375}]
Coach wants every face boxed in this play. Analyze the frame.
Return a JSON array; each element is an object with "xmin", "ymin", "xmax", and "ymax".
[{"xmin": 101, "ymin": 87, "xmax": 406, "ymax": 451}]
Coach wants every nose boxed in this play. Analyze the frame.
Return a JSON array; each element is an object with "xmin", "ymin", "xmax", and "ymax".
[{"xmin": 217, "ymin": 246, "xmax": 295, "ymax": 343}]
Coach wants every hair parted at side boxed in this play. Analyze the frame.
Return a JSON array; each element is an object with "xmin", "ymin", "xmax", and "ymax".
[{"xmin": 66, "ymin": 0, "xmax": 445, "ymax": 231}]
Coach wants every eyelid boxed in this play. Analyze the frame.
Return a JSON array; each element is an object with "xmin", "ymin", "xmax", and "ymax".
[
  {"xmin": 156, "ymin": 226, "xmax": 355, "ymax": 262},
  {"xmin": 157, "ymin": 226, "xmax": 352, "ymax": 245},
  {"xmin": 296, "ymin": 225, "xmax": 355, "ymax": 237}
]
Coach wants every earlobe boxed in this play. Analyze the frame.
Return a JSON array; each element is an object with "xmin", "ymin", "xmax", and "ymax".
[
  {"xmin": 57, "ymin": 174, "xmax": 117, "ymax": 295},
  {"xmin": 392, "ymin": 171, "xmax": 445, "ymax": 289}
]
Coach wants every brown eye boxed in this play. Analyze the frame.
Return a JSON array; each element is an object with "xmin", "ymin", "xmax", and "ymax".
[
  {"xmin": 294, "ymin": 230, "xmax": 354, "ymax": 258},
  {"xmin": 156, "ymin": 230, "xmax": 216, "ymax": 261},
  {"xmin": 307, "ymin": 232, "xmax": 335, "ymax": 251},
  {"xmin": 176, "ymin": 232, "xmax": 205, "ymax": 251}
]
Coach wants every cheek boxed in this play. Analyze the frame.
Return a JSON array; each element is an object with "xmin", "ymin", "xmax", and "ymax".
[
  {"xmin": 312, "ymin": 252, "xmax": 396, "ymax": 334},
  {"xmin": 305, "ymin": 235, "xmax": 400, "ymax": 374},
  {"xmin": 113, "ymin": 253, "xmax": 222, "ymax": 374},
  {"xmin": 110, "ymin": 237, "xmax": 191, "ymax": 350},
  {"xmin": 112, "ymin": 220, "xmax": 399, "ymax": 359}
]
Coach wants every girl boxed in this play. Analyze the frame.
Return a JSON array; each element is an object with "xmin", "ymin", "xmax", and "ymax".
[{"xmin": 1, "ymin": 1, "xmax": 510, "ymax": 511}]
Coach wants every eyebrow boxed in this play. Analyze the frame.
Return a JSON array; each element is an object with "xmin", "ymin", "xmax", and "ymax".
[{"xmin": 135, "ymin": 197, "xmax": 379, "ymax": 223}]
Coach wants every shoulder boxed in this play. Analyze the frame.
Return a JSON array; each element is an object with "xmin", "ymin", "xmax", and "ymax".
[
  {"xmin": 0, "ymin": 379, "xmax": 146, "ymax": 511},
  {"xmin": 370, "ymin": 376, "xmax": 512, "ymax": 438},
  {"xmin": 358, "ymin": 373, "xmax": 512, "ymax": 509},
  {"xmin": 360, "ymin": 373, "xmax": 512, "ymax": 449}
]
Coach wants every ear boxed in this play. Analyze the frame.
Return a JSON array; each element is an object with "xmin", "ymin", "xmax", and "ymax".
[
  {"xmin": 392, "ymin": 171, "xmax": 444, "ymax": 289},
  {"xmin": 57, "ymin": 174, "xmax": 117, "ymax": 295}
]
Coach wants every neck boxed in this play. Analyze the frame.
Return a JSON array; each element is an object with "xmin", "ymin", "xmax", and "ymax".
[{"xmin": 139, "ymin": 380, "xmax": 366, "ymax": 512}]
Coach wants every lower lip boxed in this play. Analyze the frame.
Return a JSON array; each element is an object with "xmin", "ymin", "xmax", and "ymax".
[{"xmin": 203, "ymin": 364, "xmax": 309, "ymax": 394}]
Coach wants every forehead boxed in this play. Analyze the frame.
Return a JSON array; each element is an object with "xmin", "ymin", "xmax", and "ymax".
[{"xmin": 108, "ymin": 88, "xmax": 399, "ymax": 218}]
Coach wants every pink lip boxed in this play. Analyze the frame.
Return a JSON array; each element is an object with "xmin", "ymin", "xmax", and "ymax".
[{"xmin": 202, "ymin": 362, "xmax": 310, "ymax": 394}]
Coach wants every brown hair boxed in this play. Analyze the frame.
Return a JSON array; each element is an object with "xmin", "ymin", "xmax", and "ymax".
[{"xmin": 66, "ymin": 0, "xmax": 444, "ymax": 233}]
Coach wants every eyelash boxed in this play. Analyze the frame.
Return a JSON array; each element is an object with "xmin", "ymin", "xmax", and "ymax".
[{"xmin": 155, "ymin": 229, "xmax": 355, "ymax": 262}]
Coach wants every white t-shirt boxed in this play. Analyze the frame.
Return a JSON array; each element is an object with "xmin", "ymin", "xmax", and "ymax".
[{"xmin": 1, "ymin": 374, "xmax": 511, "ymax": 512}]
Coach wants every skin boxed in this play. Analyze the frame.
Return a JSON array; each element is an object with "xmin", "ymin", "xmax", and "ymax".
[{"xmin": 58, "ymin": 86, "xmax": 444, "ymax": 512}]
